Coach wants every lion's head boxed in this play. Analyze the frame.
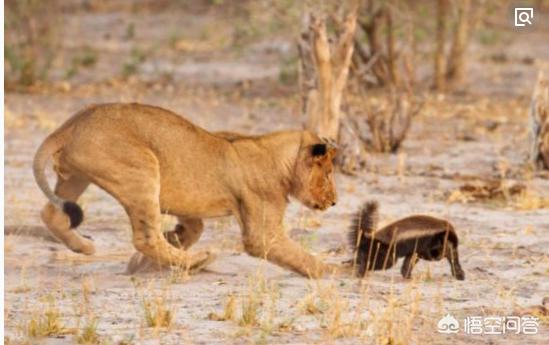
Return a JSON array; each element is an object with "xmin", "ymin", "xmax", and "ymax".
[{"xmin": 292, "ymin": 140, "xmax": 338, "ymax": 211}]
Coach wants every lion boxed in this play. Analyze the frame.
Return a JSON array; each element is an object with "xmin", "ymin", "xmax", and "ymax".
[{"xmin": 33, "ymin": 103, "xmax": 338, "ymax": 278}]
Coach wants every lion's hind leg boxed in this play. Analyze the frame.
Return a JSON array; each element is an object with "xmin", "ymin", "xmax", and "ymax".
[
  {"xmin": 80, "ymin": 145, "xmax": 214, "ymax": 275},
  {"xmin": 126, "ymin": 203, "xmax": 214, "ymax": 273},
  {"xmin": 107, "ymin": 148, "xmax": 216, "ymax": 274},
  {"xmin": 41, "ymin": 175, "xmax": 96, "ymax": 255},
  {"xmin": 127, "ymin": 217, "xmax": 207, "ymax": 274}
]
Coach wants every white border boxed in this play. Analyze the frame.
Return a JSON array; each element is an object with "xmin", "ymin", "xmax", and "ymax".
[{"xmin": 1, "ymin": 0, "xmax": 6, "ymax": 339}]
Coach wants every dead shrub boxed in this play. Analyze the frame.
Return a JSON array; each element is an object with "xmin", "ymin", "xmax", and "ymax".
[{"xmin": 4, "ymin": 0, "xmax": 60, "ymax": 87}]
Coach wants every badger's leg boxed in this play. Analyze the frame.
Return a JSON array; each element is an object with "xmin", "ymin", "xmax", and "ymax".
[
  {"xmin": 41, "ymin": 175, "xmax": 95, "ymax": 255},
  {"xmin": 164, "ymin": 217, "xmax": 204, "ymax": 249},
  {"xmin": 370, "ymin": 242, "xmax": 394, "ymax": 270},
  {"xmin": 400, "ymin": 254, "xmax": 419, "ymax": 279},
  {"xmin": 446, "ymin": 246, "xmax": 465, "ymax": 280}
]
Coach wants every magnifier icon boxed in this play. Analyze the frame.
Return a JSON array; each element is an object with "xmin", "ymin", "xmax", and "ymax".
[
  {"xmin": 518, "ymin": 11, "xmax": 532, "ymax": 25},
  {"xmin": 515, "ymin": 8, "xmax": 533, "ymax": 27}
]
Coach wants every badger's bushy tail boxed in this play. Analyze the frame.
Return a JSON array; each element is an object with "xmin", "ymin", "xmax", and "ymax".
[
  {"xmin": 33, "ymin": 135, "xmax": 83, "ymax": 228},
  {"xmin": 348, "ymin": 201, "xmax": 379, "ymax": 251}
]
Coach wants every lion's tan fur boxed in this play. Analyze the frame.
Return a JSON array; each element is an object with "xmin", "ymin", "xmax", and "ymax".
[{"xmin": 34, "ymin": 103, "xmax": 338, "ymax": 278}]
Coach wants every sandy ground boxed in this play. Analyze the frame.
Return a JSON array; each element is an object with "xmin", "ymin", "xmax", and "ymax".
[{"xmin": 4, "ymin": 3, "xmax": 549, "ymax": 344}]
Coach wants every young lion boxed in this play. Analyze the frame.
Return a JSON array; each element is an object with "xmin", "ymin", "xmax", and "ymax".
[{"xmin": 33, "ymin": 103, "xmax": 338, "ymax": 278}]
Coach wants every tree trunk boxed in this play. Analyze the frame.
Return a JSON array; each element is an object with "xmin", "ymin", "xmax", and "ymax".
[
  {"xmin": 300, "ymin": 10, "xmax": 366, "ymax": 173},
  {"xmin": 363, "ymin": 88, "xmax": 423, "ymax": 153},
  {"xmin": 446, "ymin": 0, "xmax": 471, "ymax": 86},
  {"xmin": 348, "ymin": 1, "xmax": 420, "ymax": 155},
  {"xmin": 434, "ymin": 0, "xmax": 448, "ymax": 90},
  {"xmin": 357, "ymin": 3, "xmax": 389, "ymax": 86},
  {"xmin": 385, "ymin": 5, "xmax": 399, "ymax": 87}
]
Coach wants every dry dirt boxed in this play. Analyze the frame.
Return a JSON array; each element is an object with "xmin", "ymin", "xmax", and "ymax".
[{"xmin": 4, "ymin": 3, "xmax": 549, "ymax": 345}]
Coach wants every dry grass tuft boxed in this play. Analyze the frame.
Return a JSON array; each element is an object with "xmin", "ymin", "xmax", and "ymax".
[
  {"xmin": 208, "ymin": 293, "xmax": 237, "ymax": 322},
  {"xmin": 447, "ymin": 179, "xmax": 525, "ymax": 203},
  {"xmin": 239, "ymin": 289, "xmax": 260, "ymax": 327},
  {"xmin": 223, "ymin": 293, "xmax": 237, "ymax": 321},
  {"xmin": 142, "ymin": 296, "xmax": 173, "ymax": 329},
  {"xmin": 300, "ymin": 291, "xmax": 326, "ymax": 315},
  {"xmin": 25, "ymin": 301, "xmax": 70, "ymax": 338},
  {"xmin": 134, "ymin": 278, "xmax": 175, "ymax": 330},
  {"xmin": 447, "ymin": 178, "xmax": 548, "ymax": 210},
  {"xmin": 367, "ymin": 283, "xmax": 423, "ymax": 344},
  {"xmin": 512, "ymin": 190, "xmax": 549, "ymax": 210},
  {"xmin": 76, "ymin": 318, "xmax": 100, "ymax": 344},
  {"xmin": 318, "ymin": 282, "xmax": 364, "ymax": 339},
  {"xmin": 210, "ymin": 272, "xmax": 282, "ymax": 335}
]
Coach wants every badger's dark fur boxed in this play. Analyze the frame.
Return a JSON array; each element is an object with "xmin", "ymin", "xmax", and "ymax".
[{"xmin": 349, "ymin": 201, "xmax": 465, "ymax": 280}]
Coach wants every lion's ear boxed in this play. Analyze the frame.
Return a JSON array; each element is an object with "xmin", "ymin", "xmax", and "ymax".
[{"xmin": 311, "ymin": 143, "xmax": 327, "ymax": 157}]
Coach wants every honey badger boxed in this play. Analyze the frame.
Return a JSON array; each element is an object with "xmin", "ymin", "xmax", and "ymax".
[{"xmin": 348, "ymin": 201, "xmax": 465, "ymax": 280}]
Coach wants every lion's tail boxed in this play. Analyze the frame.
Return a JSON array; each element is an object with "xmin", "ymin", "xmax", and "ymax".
[{"xmin": 33, "ymin": 133, "xmax": 83, "ymax": 228}]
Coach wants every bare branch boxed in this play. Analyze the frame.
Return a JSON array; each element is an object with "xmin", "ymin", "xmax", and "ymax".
[
  {"xmin": 434, "ymin": 0, "xmax": 448, "ymax": 90},
  {"xmin": 446, "ymin": 0, "xmax": 471, "ymax": 86}
]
